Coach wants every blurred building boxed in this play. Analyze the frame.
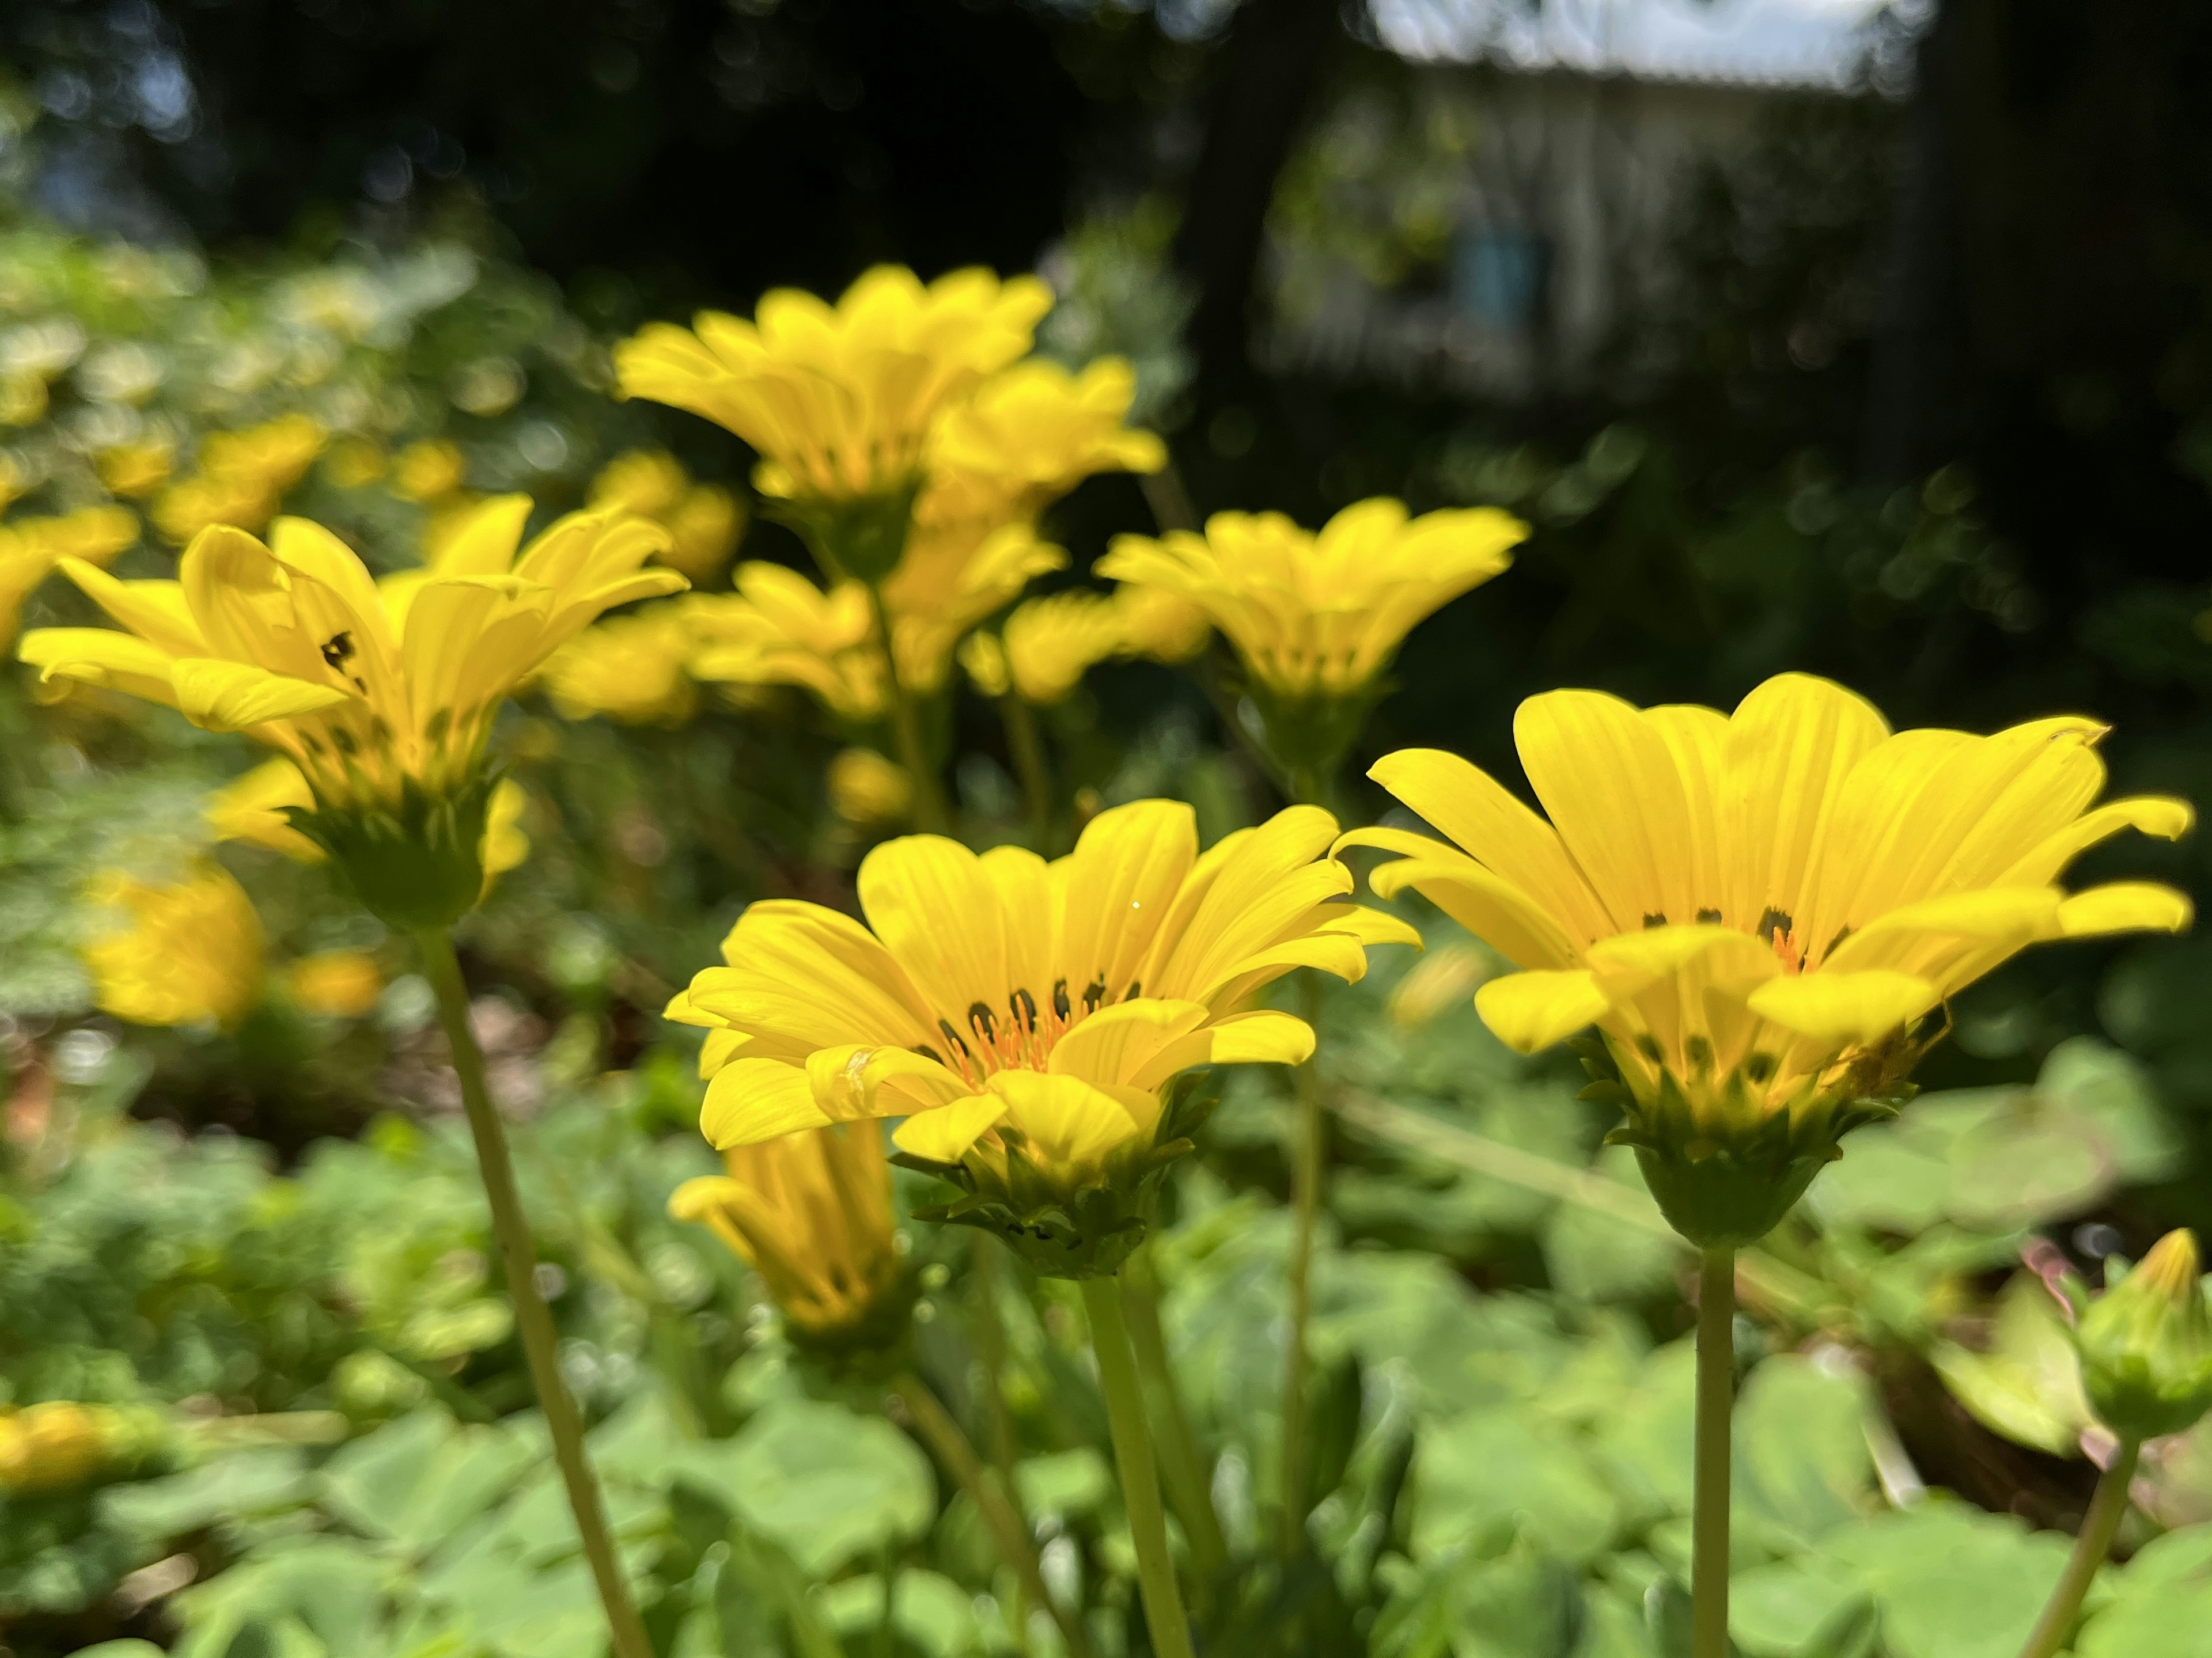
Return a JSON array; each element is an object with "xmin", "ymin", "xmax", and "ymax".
[{"xmin": 1262, "ymin": 0, "xmax": 1908, "ymax": 400}]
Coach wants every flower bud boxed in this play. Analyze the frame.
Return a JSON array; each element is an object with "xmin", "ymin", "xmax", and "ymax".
[{"xmin": 2072, "ymin": 1230, "xmax": 2212, "ymax": 1441}]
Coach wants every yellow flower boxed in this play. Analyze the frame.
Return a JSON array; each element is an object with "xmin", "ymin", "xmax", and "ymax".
[
  {"xmin": 1099, "ymin": 498, "xmax": 1524, "ymax": 704},
  {"xmin": 688, "ymin": 563, "xmax": 887, "ymax": 721},
  {"xmin": 390, "ymin": 440, "xmax": 468, "ymax": 504},
  {"xmin": 541, "ymin": 602, "xmax": 699, "ymax": 726},
  {"xmin": 669, "ymin": 1125, "xmax": 910, "ymax": 1353},
  {"xmin": 996, "ymin": 590, "xmax": 1126, "ymax": 705},
  {"xmin": 881, "ymin": 521, "xmax": 1065, "ymax": 693},
  {"xmin": 0, "ymin": 506, "xmax": 139, "ymax": 648},
  {"xmin": 668, "ymin": 800, "xmax": 1416, "ymax": 1273},
  {"xmin": 616, "ymin": 265, "xmax": 1051, "ymax": 506},
  {"xmin": 957, "ymin": 630, "xmax": 1011, "ymax": 700},
  {"xmin": 829, "ymin": 747, "xmax": 912, "ymax": 826},
  {"xmin": 1111, "ymin": 584, "xmax": 1211, "ymax": 666},
  {"xmin": 1346, "ymin": 672, "xmax": 2195, "ymax": 1245},
  {"xmin": 151, "ymin": 414, "xmax": 326, "ymax": 542},
  {"xmin": 96, "ymin": 439, "xmax": 175, "ymax": 500},
  {"xmin": 288, "ymin": 950, "xmax": 384, "ymax": 1018},
  {"xmin": 923, "ymin": 356, "xmax": 1165, "ymax": 522},
  {"xmin": 28, "ymin": 496, "xmax": 671, "ymax": 925},
  {"xmin": 0, "ymin": 1403, "xmax": 134, "ymax": 1494},
  {"xmin": 84, "ymin": 864, "xmax": 266, "ymax": 1029},
  {"xmin": 207, "ymin": 757, "xmax": 532, "ymax": 894},
  {"xmin": 589, "ymin": 451, "xmax": 745, "ymax": 582},
  {"xmin": 1385, "ymin": 941, "xmax": 1493, "ymax": 1029},
  {"xmin": 321, "ymin": 438, "xmax": 388, "ymax": 490}
]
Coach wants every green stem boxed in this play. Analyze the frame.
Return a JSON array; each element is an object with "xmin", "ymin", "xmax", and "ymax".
[
  {"xmin": 2017, "ymin": 1436, "xmax": 2142, "ymax": 1658},
  {"xmin": 1000, "ymin": 693, "xmax": 1055, "ymax": 853},
  {"xmin": 1139, "ymin": 463, "xmax": 1200, "ymax": 534},
  {"xmin": 894, "ymin": 1371, "xmax": 1093, "ymax": 1658},
  {"xmin": 865, "ymin": 581, "xmax": 948, "ymax": 833},
  {"xmin": 1278, "ymin": 970, "xmax": 1326, "ymax": 1554},
  {"xmin": 415, "ymin": 929, "xmax": 653, "ymax": 1658},
  {"xmin": 1122, "ymin": 1248, "xmax": 1229, "ymax": 1583},
  {"xmin": 968, "ymin": 1233, "xmax": 1030, "ymax": 1637},
  {"xmin": 1692, "ymin": 1249, "xmax": 1737, "ymax": 1658},
  {"xmin": 1081, "ymin": 1277, "xmax": 1198, "ymax": 1658}
]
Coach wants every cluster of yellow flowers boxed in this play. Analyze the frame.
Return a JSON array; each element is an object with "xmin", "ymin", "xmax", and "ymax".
[{"xmin": 150, "ymin": 413, "xmax": 326, "ymax": 545}]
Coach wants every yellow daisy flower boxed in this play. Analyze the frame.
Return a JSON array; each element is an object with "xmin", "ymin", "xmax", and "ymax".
[
  {"xmin": 828, "ymin": 747, "xmax": 912, "ymax": 826},
  {"xmin": 1100, "ymin": 498, "xmax": 1525, "ymax": 772},
  {"xmin": 84, "ymin": 864, "xmax": 266, "ymax": 1030},
  {"xmin": 668, "ymin": 800, "xmax": 1417, "ymax": 1273},
  {"xmin": 669, "ymin": 1124, "xmax": 911, "ymax": 1355},
  {"xmin": 1111, "ymin": 584, "xmax": 1211, "ymax": 667},
  {"xmin": 25, "ymin": 496, "xmax": 675, "ymax": 925},
  {"xmin": 982, "ymin": 590, "xmax": 1127, "ymax": 706},
  {"xmin": 151, "ymin": 414, "xmax": 325, "ymax": 542},
  {"xmin": 1347, "ymin": 671, "xmax": 2194, "ymax": 1244},
  {"xmin": 541, "ymin": 602, "xmax": 699, "ymax": 726},
  {"xmin": 95, "ymin": 439, "xmax": 175, "ymax": 500},
  {"xmin": 589, "ymin": 450, "xmax": 746, "ymax": 583},
  {"xmin": 923, "ymin": 356, "xmax": 1165, "ymax": 523},
  {"xmin": 688, "ymin": 563, "xmax": 887, "ymax": 722},
  {"xmin": 616, "ymin": 265, "xmax": 1050, "ymax": 578},
  {"xmin": 880, "ymin": 521, "xmax": 1065, "ymax": 694}
]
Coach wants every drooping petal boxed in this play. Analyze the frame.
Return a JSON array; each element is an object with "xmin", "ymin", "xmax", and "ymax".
[
  {"xmin": 1745, "ymin": 970, "xmax": 1938, "ymax": 1043},
  {"xmin": 1474, "ymin": 969, "xmax": 1611, "ymax": 1052},
  {"xmin": 20, "ymin": 628, "xmax": 184, "ymax": 707},
  {"xmin": 171, "ymin": 658, "xmax": 353, "ymax": 731},
  {"xmin": 2057, "ymin": 882, "xmax": 2194, "ymax": 938},
  {"xmin": 1994, "ymin": 796, "xmax": 2196, "ymax": 887},
  {"xmin": 1131, "ymin": 1008, "xmax": 1316, "ymax": 1090},
  {"xmin": 700, "ymin": 1057, "xmax": 833, "ymax": 1147},
  {"xmin": 54, "ymin": 560, "xmax": 206, "ymax": 656}
]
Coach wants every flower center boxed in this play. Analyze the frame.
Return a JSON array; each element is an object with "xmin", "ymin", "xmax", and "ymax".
[{"xmin": 925, "ymin": 972, "xmax": 1142, "ymax": 1087}]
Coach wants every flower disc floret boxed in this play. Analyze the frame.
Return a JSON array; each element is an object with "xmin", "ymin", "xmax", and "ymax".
[
  {"xmin": 1347, "ymin": 672, "xmax": 2194, "ymax": 1245},
  {"xmin": 669, "ymin": 799, "xmax": 1416, "ymax": 1273}
]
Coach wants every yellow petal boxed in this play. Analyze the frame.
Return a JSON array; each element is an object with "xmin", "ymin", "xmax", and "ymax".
[
  {"xmin": 2057, "ymin": 882, "xmax": 2193, "ymax": 938},
  {"xmin": 1053, "ymin": 799, "xmax": 1199, "ymax": 1001},
  {"xmin": 1359, "ymin": 847, "xmax": 1583, "ymax": 971},
  {"xmin": 699, "ymin": 1029, "xmax": 749, "ymax": 1080},
  {"xmin": 1365, "ymin": 748, "xmax": 1611, "ymax": 943},
  {"xmin": 1315, "ymin": 902, "xmax": 1426, "ymax": 951},
  {"xmin": 989, "ymin": 1069, "xmax": 1151, "ymax": 1171},
  {"xmin": 1745, "ymin": 970, "xmax": 1937, "ymax": 1042},
  {"xmin": 1994, "ymin": 795, "xmax": 2196, "ymax": 887},
  {"xmin": 19, "ymin": 628, "xmax": 183, "ymax": 708},
  {"xmin": 1192, "ymin": 1009, "xmax": 1314, "ymax": 1068},
  {"xmin": 804, "ymin": 1043, "xmax": 967, "ymax": 1121},
  {"xmin": 1586, "ymin": 924, "xmax": 1779, "ymax": 997},
  {"xmin": 1474, "ymin": 969, "xmax": 1611, "ymax": 1052},
  {"xmin": 427, "ymin": 494, "xmax": 533, "ymax": 577},
  {"xmin": 700, "ymin": 1057, "xmax": 832, "ymax": 1147},
  {"xmin": 892, "ymin": 1094, "xmax": 1010, "ymax": 1163},
  {"xmin": 55, "ymin": 560, "xmax": 205, "ymax": 656},
  {"xmin": 171, "ymin": 658, "xmax": 353, "ymax": 731},
  {"xmin": 1048, "ymin": 998, "xmax": 1207, "ymax": 1088},
  {"xmin": 1718, "ymin": 671, "xmax": 1888, "ymax": 928},
  {"xmin": 857, "ymin": 834, "xmax": 1012, "ymax": 1029}
]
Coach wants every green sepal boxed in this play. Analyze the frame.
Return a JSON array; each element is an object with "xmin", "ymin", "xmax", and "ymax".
[
  {"xmin": 1601, "ymin": 1054, "xmax": 1912, "ymax": 1249},
  {"xmin": 284, "ymin": 771, "xmax": 495, "ymax": 931},
  {"xmin": 890, "ymin": 1071, "xmax": 1221, "ymax": 1280},
  {"xmin": 2071, "ymin": 1240, "xmax": 2212, "ymax": 1441},
  {"xmin": 765, "ymin": 480, "xmax": 921, "ymax": 586}
]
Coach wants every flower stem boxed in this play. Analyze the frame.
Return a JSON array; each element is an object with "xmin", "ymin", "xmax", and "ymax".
[
  {"xmin": 999, "ymin": 693, "xmax": 1055, "ymax": 853},
  {"xmin": 415, "ymin": 928, "xmax": 653, "ymax": 1658},
  {"xmin": 1692, "ymin": 1248, "xmax": 1737, "ymax": 1658},
  {"xmin": 1279, "ymin": 969, "xmax": 1327, "ymax": 1554},
  {"xmin": 1122, "ymin": 1247, "xmax": 1230, "ymax": 1584},
  {"xmin": 864, "ymin": 580, "xmax": 948, "ymax": 834},
  {"xmin": 2016, "ymin": 1435, "xmax": 2142, "ymax": 1658},
  {"xmin": 1081, "ymin": 1277, "xmax": 1198, "ymax": 1658},
  {"xmin": 893, "ymin": 1369, "xmax": 1095, "ymax": 1658}
]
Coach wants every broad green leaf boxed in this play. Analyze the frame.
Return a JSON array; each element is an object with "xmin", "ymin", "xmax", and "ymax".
[
  {"xmin": 1015, "ymin": 1448, "xmax": 1112, "ymax": 1521},
  {"xmin": 821, "ymin": 1568, "xmax": 980, "ymax": 1658},
  {"xmin": 683, "ymin": 1398, "xmax": 932, "ymax": 1577},
  {"xmin": 1414, "ymin": 1408, "xmax": 1620, "ymax": 1564},
  {"xmin": 100, "ymin": 1448, "xmax": 314, "ymax": 1542},
  {"xmin": 319, "ymin": 1409, "xmax": 533, "ymax": 1553},
  {"xmin": 1731, "ymin": 1355, "xmax": 1878, "ymax": 1545},
  {"xmin": 1927, "ymin": 1273, "xmax": 2091, "ymax": 1457},
  {"xmin": 1726, "ymin": 1560, "xmax": 1862, "ymax": 1658},
  {"xmin": 1822, "ymin": 1506, "xmax": 2069, "ymax": 1658}
]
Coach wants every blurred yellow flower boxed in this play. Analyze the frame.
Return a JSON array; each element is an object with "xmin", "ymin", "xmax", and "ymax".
[
  {"xmin": 881, "ymin": 521, "xmax": 1066, "ymax": 693},
  {"xmin": 1099, "ymin": 498, "xmax": 1524, "ymax": 703},
  {"xmin": 588, "ymin": 450, "xmax": 745, "ymax": 583},
  {"xmin": 391, "ymin": 439, "xmax": 468, "ymax": 504},
  {"xmin": 28, "ymin": 497, "xmax": 663, "ymax": 925},
  {"xmin": 0, "ymin": 1403, "xmax": 134, "ymax": 1494},
  {"xmin": 1347, "ymin": 673, "xmax": 2196, "ymax": 1244},
  {"xmin": 1385, "ymin": 942, "xmax": 1491, "ymax": 1029},
  {"xmin": 956, "ymin": 629, "xmax": 1010, "ymax": 700},
  {"xmin": 1, "ymin": 375, "xmax": 48, "ymax": 426},
  {"xmin": 616, "ymin": 265, "xmax": 1050, "ymax": 506},
  {"xmin": 1111, "ymin": 583, "xmax": 1211, "ymax": 666},
  {"xmin": 669, "ymin": 800, "xmax": 1415, "ymax": 1270},
  {"xmin": 669, "ymin": 1124, "xmax": 908, "ymax": 1351},
  {"xmin": 828, "ymin": 747, "xmax": 912, "ymax": 826},
  {"xmin": 151, "ymin": 413, "xmax": 326, "ymax": 542},
  {"xmin": 95, "ymin": 439, "xmax": 174, "ymax": 500},
  {"xmin": 0, "ymin": 506, "xmax": 139, "ymax": 648},
  {"xmin": 287, "ymin": 950, "xmax": 385, "ymax": 1018},
  {"xmin": 998, "ymin": 590, "xmax": 1126, "ymax": 705},
  {"xmin": 688, "ymin": 563, "xmax": 885, "ymax": 721},
  {"xmin": 321, "ymin": 438, "xmax": 388, "ymax": 490},
  {"xmin": 541, "ymin": 602, "xmax": 699, "ymax": 726},
  {"xmin": 923, "ymin": 356, "xmax": 1165, "ymax": 522},
  {"xmin": 84, "ymin": 864, "xmax": 266, "ymax": 1030}
]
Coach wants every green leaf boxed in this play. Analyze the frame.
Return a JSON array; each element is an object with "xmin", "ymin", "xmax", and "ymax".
[
  {"xmin": 2075, "ymin": 1522, "xmax": 2212, "ymax": 1657},
  {"xmin": 821, "ymin": 1568, "xmax": 979, "ymax": 1658},
  {"xmin": 319, "ymin": 1409, "xmax": 533, "ymax": 1553},
  {"xmin": 169, "ymin": 1536, "xmax": 390, "ymax": 1658},
  {"xmin": 1731, "ymin": 1355, "xmax": 1879, "ymax": 1546},
  {"xmin": 1927, "ymin": 1272, "xmax": 2092, "ymax": 1456},
  {"xmin": 1014, "ymin": 1448, "xmax": 1112, "ymax": 1520},
  {"xmin": 682, "ymin": 1398, "xmax": 933, "ymax": 1577},
  {"xmin": 1726, "ymin": 1560, "xmax": 1863, "ymax": 1658},
  {"xmin": 100, "ymin": 1448, "xmax": 314, "ymax": 1542},
  {"xmin": 1822, "ymin": 1506, "xmax": 2070, "ymax": 1658},
  {"xmin": 1412, "ymin": 1408, "xmax": 1621, "ymax": 1564}
]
